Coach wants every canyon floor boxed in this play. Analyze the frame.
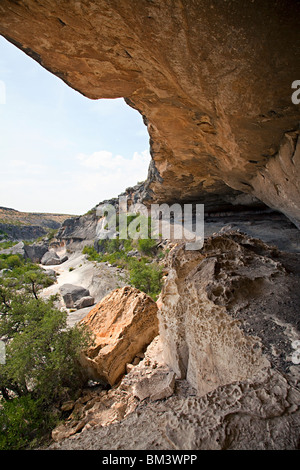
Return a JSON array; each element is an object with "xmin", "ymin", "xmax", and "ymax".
[{"xmin": 40, "ymin": 251, "xmax": 128, "ymax": 327}]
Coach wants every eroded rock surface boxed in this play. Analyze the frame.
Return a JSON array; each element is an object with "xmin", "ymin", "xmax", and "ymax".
[
  {"xmin": 158, "ymin": 232, "xmax": 300, "ymax": 395},
  {"xmin": 49, "ymin": 336, "xmax": 300, "ymax": 450},
  {"xmin": 41, "ymin": 250, "xmax": 68, "ymax": 266},
  {"xmin": 0, "ymin": 1, "xmax": 299, "ymax": 224},
  {"xmin": 79, "ymin": 286, "xmax": 159, "ymax": 385}
]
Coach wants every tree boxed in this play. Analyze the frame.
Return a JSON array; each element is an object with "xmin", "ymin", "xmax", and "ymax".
[
  {"xmin": 0, "ymin": 254, "xmax": 92, "ymax": 449},
  {"xmin": 0, "ymin": 294, "xmax": 90, "ymax": 403}
]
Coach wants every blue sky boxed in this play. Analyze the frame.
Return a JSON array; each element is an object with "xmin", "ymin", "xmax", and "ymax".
[{"xmin": 0, "ymin": 36, "xmax": 150, "ymax": 215}]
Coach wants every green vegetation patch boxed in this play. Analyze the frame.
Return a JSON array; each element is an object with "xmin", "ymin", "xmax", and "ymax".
[
  {"xmin": 82, "ymin": 225, "xmax": 164, "ymax": 301},
  {"xmin": 0, "ymin": 252, "xmax": 92, "ymax": 449}
]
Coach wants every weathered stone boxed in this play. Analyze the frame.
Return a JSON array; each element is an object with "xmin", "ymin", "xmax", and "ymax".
[
  {"xmin": 133, "ymin": 368, "xmax": 175, "ymax": 402},
  {"xmin": 41, "ymin": 250, "xmax": 68, "ymax": 266},
  {"xmin": 74, "ymin": 296, "xmax": 95, "ymax": 310},
  {"xmin": 79, "ymin": 286, "xmax": 159, "ymax": 385},
  {"xmin": 158, "ymin": 232, "xmax": 300, "ymax": 396},
  {"xmin": 59, "ymin": 284, "xmax": 91, "ymax": 309}
]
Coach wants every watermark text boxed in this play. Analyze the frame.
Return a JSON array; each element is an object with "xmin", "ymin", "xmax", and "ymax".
[
  {"xmin": 0, "ymin": 340, "xmax": 6, "ymax": 365},
  {"xmin": 96, "ymin": 197, "xmax": 204, "ymax": 250},
  {"xmin": 291, "ymin": 80, "xmax": 300, "ymax": 105}
]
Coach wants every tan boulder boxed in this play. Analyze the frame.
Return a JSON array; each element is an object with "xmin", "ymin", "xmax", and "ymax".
[{"xmin": 79, "ymin": 286, "xmax": 159, "ymax": 386}]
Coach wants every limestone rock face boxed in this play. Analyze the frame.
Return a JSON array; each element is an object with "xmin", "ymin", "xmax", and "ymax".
[
  {"xmin": 0, "ymin": 1, "xmax": 299, "ymax": 225},
  {"xmin": 158, "ymin": 232, "xmax": 300, "ymax": 396},
  {"xmin": 79, "ymin": 286, "xmax": 159, "ymax": 385}
]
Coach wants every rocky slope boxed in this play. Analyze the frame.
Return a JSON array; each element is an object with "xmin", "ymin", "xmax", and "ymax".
[
  {"xmin": 0, "ymin": 0, "xmax": 299, "ymax": 226},
  {"xmin": 1, "ymin": 0, "xmax": 299, "ymax": 451}
]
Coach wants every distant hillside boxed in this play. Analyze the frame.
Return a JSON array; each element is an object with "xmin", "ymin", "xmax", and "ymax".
[{"xmin": 0, "ymin": 206, "xmax": 77, "ymax": 241}]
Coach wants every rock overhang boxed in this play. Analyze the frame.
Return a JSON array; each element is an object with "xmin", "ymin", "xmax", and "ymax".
[{"xmin": 0, "ymin": 0, "xmax": 299, "ymax": 225}]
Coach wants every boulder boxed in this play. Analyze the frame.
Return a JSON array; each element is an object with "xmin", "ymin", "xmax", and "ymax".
[
  {"xmin": 24, "ymin": 242, "xmax": 48, "ymax": 263},
  {"xmin": 79, "ymin": 286, "xmax": 159, "ymax": 385},
  {"xmin": 74, "ymin": 296, "xmax": 95, "ymax": 310},
  {"xmin": 133, "ymin": 368, "xmax": 176, "ymax": 402},
  {"xmin": 41, "ymin": 251, "xmax": 68, "ymax": 266},
  {"xmin": 59, "ymin": 284, "xmax": 91, "ymax": 309}
]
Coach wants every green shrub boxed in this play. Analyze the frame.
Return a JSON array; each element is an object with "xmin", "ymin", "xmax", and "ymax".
[
  {"xmin": 137, "ymin": 238, "xmax": 157, "ymax": 255},
  {"xmin": 0, "ymin": 395, "xmax": 54, "ymax": 450},
  {"xmin": 128, "ymin": 258, "xmax": 162, "ymax": 301},
  {"xmin": 0, "ymin": 262, "xmax": 92, "ymax": 449}
]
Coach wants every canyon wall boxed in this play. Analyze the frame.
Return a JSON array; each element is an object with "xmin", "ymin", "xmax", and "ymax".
[
  {"xmin": 158, "ymin": 232, "xmax": 300, "ymax": 396},
  {"xmin": 0, "ymin": 0, "xmax": 299, "ymax": 224}
]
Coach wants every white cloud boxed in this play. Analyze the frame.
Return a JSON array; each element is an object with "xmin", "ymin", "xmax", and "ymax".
[
  {"xmin": 75, "ymin": 149, "xmax": 151, "ymax": 207},
  {"xmin": 0, "ymin": 150, "xmax": 151, "ymax": 215},
  {"xmin": 77, "ymin": 149, "xmax": 150, "ymax": 173}
]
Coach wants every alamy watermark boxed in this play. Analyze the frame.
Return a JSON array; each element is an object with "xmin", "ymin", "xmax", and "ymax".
[
  {"xmin": 291, "ymin": 80, "xmax": 300, "ymax": 105},
  {"xmin": 95, "ymin": 196, "xmax": 204, "ymax": 250},
  {"xmin": 0, "ymin": 80, "xmax": 6, "ymax": 105},
  {"xmin": 0, "ymin": 340, "xmax": 5, "ymax": 365}
]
